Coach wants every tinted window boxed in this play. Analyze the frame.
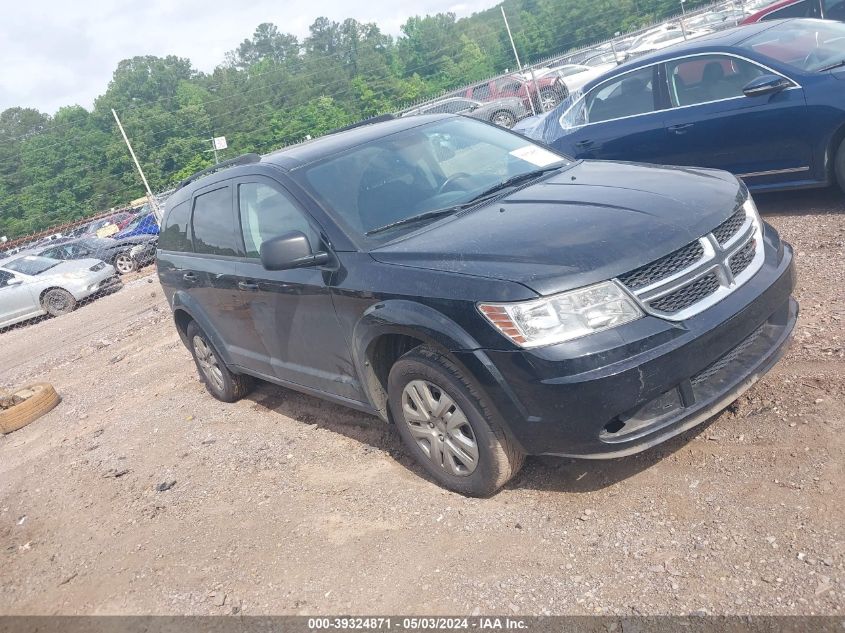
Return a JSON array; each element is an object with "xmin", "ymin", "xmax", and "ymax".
[
  {"xmin": 0, "ymin": 270, "xmax": 12, "ymax": 288},
  {"xmin": 667, "ymin": 55, "xmax": 768, "ymax": 106},
  {"xmin": 825, "ymin": 0, "xmax": 845, "ymax": 19},
  {"xmin": 238, "ymin": 183, "xmax": 319, "ymax": 258},
  {"xmin": 741, "ymin": 19, "xmax": 845, "ymax": 71},
  {"xmin": 472, "ymin": 83, "xmax": 491, "ymax": 100},
  {"xmin": 585, "ymin": 66, "xmax": 656, "ymax": 124},
  {"xmin": 3, "ymin": 256, "xmax": 60, "ymax": 276},
  {"xmin": 763, "ymin": 0, "xmax": 814, "ymax": 19},
  {"xmin": 191, "ymin": 187, "xmax": 241, "ymax": 257},
  {"xmin": 159, "ymin": 201, "xmax": 193, "ymax": 252}
]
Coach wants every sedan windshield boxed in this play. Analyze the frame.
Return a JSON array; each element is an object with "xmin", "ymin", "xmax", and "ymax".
[
  {"xmin": 740, "ymin": 19, "xmax": 845, "ymax": 71},
  {"xmin": 3, "ymin": 256, "xmax": 61, "ymax": 276},
  {"xmin": 298, "ymin": 118, "xmax": 571, "ymax": 241}
]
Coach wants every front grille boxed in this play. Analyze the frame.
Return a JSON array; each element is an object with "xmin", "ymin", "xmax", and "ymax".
[
  {"xmin": 712, "ymin": 207, "xmax": 746, "ymax": 245},
  {"xmin": 618, "ymin": 240, "xmax": 704, "ymax": 290},
  {"xmin": 730, "ymin": 238, "xmax": 757, "ymax": 277},
  {"xmin": 650, "ymin": 272, "xmax": 720, "ymax": 314},
  {"xmin": 691, "ymin": 323, "xmax": 766, "ymax": 386},
  {"xmin": 616, "ymin": 201, "xmax": 764, "ymax": 321}
]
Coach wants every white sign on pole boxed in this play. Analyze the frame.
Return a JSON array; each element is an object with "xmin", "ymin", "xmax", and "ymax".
[{"xmin": 213, "ymin": 136, "xmax": 228, "ymax": 151}]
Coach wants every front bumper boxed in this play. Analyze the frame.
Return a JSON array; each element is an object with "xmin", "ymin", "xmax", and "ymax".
[{"xmin": 455, "ymin": 225, "xmax": 797, "ymax": 457}]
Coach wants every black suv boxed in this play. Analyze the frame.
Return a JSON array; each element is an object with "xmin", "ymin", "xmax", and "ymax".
[{"xmin": 157, "ymin": 115, "xmax": 797, "ymax": 496}]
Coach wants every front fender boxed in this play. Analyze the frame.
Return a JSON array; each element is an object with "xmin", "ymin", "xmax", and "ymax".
[{"xmin": 351, "ymin": 300, "xmax": 482, "ymax": 418}]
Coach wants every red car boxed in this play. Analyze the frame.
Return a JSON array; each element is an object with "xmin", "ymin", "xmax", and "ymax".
[
  {"xmin": 742, "ymin": 0, "xmax": 845, "ymax": 23},
  {"xmin": 458, "ymin": 72, "xmax": 568, "ymax": 114}
]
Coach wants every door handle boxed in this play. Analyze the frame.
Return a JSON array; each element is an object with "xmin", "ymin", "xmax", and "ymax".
[
  {"xmin": 182, "ymin": 272, "xmax": 197, "ymax": 282},
  {"xmin": 668, "ymin": 123, "xmax": 694, "ymax": 134},
  {"xmin": 238, "ymin": 281, "xmax": 260, "ymax": 291}
]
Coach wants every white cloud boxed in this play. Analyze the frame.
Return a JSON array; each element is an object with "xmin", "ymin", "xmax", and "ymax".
[{"xmin": 0, "ymin": 0, "xmax": 498, "ymax": 114}]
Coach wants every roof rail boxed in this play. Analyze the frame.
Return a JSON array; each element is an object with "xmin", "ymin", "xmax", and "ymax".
[
  {"xmin": 176, "ymin": 153, "xmax": 262, "ymax": 190},
  {"xmin": 327, "ymin": 113, "xmax": 396, "ymax": 136}
]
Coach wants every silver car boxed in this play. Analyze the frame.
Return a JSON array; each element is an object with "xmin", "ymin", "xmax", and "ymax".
[
  {"xmin": 401, "ymin": 97, "xmax": 530, "ymax": 128},
  {"xmin": 0, "ymin": 255, "xmax": 121, "ymax": 329}
]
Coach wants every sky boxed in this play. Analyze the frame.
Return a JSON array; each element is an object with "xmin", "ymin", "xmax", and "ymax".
[{"xmin": 0, "ymin": 0, "xmax": 498, "ymax": 115}]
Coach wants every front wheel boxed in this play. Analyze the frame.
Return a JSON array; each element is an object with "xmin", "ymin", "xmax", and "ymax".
[
  {"xmin": 186, "ymin": 321, "xmax": 254, "ymax": 402},
  {"xmin": 539, "ymin": 87, "xmax": 565, "ymax": 112},
  {"xmin": 114, "ymin": 252, "xmax": 138, "ymax": 275},
  {"xmin": 41, "ymin": 288, "xmax": 77, "ymax": 317},
  {"xmin": 387, "ymin": 346, "xmax": 524, "ymax": 497}
]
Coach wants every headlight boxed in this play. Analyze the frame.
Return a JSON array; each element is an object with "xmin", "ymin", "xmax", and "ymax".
[
  {"xmin": 478, "ymin": 281, "xmax": 643, "ymax": 348},
  {"xmin": 743, "ymin": 194, "xmax": 762, "ymax": 226}
]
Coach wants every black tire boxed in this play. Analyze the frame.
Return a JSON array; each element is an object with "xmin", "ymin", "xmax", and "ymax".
[
  {"xmin": 490, "ymin": 110, "xmax": 516, "ymax": 128},
  {"xmin": 41, "ymin": 288, "xmax": 77, "ymax": 317},
  {"xmin": 387, "ymin": 345, "xmax": 524, "ymax": 497},
  {"xmin": 539, "ymin": 87, "xmax": 564, "ymax": 112},
  {"xmin": 835, "ymin": 138, "xmax": 845, "ymax": 192},
  {"xmin": 186, "ymin": 321, "xmax": 254, "ymax": 403},
  {"xmin": 113, "ymin": 251, "xmax": 138, "ymax": 275}
]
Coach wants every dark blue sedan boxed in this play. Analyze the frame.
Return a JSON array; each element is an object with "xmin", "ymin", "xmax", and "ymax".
[{"xmin": 522, "ymin": 19, "xmax": 845, "ymax": 192}]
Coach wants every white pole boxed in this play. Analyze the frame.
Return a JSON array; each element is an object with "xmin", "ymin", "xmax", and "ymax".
[
  {"xmin": 680, "ymin": 0, "xmax": 688, "ymax": 40},
  {"xmin": 501, "ymin": 6, "xmax": 537, "ymax": 116},
  {"xmin": 111, "ymin": 108, "xmax": 161, "ymax": 224}
]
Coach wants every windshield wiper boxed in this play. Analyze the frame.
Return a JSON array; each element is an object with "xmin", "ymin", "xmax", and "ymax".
[
  {"xmin": 463, "ymin": 164, "xmax": 567, "ymax": 205},
  {"xmin": 365, "ymin": 207, "xmax": 460, "ymax": 236},
  {"xmin": 817, "ymin": 58, "xmax": 845, "ymax": 72}
]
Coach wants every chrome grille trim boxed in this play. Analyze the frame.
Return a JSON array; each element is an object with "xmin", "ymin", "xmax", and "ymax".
[{"xmin": 617, "ymin": 200, "xmax": 765, "ymax": 321}]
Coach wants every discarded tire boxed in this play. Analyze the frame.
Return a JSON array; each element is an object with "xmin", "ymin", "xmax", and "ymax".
[{"xmin": 0, "ymin": 383, "xmax": 61, "ymax": 434}]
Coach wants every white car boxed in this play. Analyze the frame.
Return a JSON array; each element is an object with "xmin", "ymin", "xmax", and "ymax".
[
  {"xmin": 549, "ymin": 62, "xmax": 619, "ymax": 93},
  {"xmin": 625, "ymin": 26, "xmax": 712, "ymax": 58},
  {"xmin": 0, "ymin": 255, "xmax": 120, "ymax": 329}
]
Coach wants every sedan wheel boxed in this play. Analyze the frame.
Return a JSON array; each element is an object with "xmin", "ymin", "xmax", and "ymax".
[
  {"xmin": 491, "ymin": 110, "xmax": 516, "ymax": 128},
  {"xmin": 400, "ymin": 379, "xmax": 479, "ymax": 476},
  {"xmin": 41, "ymin": 288, "xmax": 77, "ymax": 317},
  {"xmin": 114, "ymin": 253, "xmax": 138, "ymax": 275},
  {"xmin": 192, "ymin": 334, "xmax": 225, "ymax": 392}
]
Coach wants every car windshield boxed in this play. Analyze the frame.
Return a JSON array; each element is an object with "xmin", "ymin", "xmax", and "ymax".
[
  {"xmin": 298, "ymin": 118, "xmax": 571, "ymax": 242},
  {"xmin": 741, "ymin": 19, "xmax": 845, "ymax": 71},
  {"xmin": 3, "ymin": 255, "xmax": 61, "ymax": 276}
]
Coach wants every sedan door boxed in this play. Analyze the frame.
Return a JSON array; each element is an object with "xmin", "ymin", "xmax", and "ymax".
[
  {"xmin": 232, "ymin": 177, "xmax": 364, "ymax": 402},
  {"xmin": 657, "ymin": 54, "xmax": 812, "ymax": 182},
  {"xmin": 550, "ymin": 64, "xmax": 669, "ymax": 163},
  {"xmin": 0, "ymin": 270, "xmax": 38, "ymax": 325}
]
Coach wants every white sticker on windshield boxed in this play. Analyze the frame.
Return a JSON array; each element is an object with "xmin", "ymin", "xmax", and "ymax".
[{"xmin": 509, "ymin": 145, "xmax": 562, "ymax": 167}]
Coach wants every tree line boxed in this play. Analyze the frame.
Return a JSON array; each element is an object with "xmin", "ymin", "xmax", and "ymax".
[{"xmin": 0, "ymin": 0, "xmax": 708, "ymax": 239}]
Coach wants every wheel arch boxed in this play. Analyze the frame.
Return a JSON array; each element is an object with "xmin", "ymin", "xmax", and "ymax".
[
  {"xmin": 826, "ymin": 122, "xmax": 845, "ymax": 183},
  {"xmin": 351, "ymin": 300, "xmax": 483, "ymax": 420},
  {"xmin": 169, "ymin": 292, "xmax": 235, "ymax": 367}
]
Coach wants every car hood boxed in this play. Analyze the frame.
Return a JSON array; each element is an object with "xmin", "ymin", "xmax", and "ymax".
[{"xmin": 370, "ymin": 160, "xmax": 745, "ymax": 296}]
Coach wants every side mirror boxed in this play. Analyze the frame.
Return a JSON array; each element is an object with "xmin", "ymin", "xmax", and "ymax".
[
  {"xmin": 259, "ymin": 231, "xmax": 329, "ymax": 271},
  {"xmin": 743, "ymin": 74, "xmax": 792, "ymax": 98},
  {"xmin": 7, "ymin": 277, "xmax": 23, "ymax": 286}
]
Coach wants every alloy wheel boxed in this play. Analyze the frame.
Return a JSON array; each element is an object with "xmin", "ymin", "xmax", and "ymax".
[
  {"xmin": 400, "ymin": 379, "xmax": 479, "ymax": 476},
  {"xmin": 115, "ymin": 254, "xmax": 135, "ymax": 274},
  {"xmin": 193, "ymin": 335, "xmax": 225, "ymax": 391}
]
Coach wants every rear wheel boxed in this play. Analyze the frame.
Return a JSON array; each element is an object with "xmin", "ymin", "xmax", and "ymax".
[
  {"xmin": 835, "ymin": 138, "xmax": 845, "ymax": 192},
  {"xmin": 114, "ymin": 252, "xmax": 138, "ymax": 275},
  {"xmin": 490, "ymin": 110, "xmax": 516, "ymax": 128},
  {"xmin": 41, "ymin": 289, "xmax": 77, "ymax": 317},
  {"xmin": 388, "ymin": 346, "xmax": 524, "ymax": 497},
  {"xmin": 186, "ymin": 321, "xmax": 254, "ymax": 402},
  {"xmin": 539, "ymin": 87, "xmax": 565, "ymax": 111}
]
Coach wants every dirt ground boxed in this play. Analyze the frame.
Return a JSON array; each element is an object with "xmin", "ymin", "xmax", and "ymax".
[{"xmin": 0, "ymin": 188, "xmax": 843, "ymax": 616}]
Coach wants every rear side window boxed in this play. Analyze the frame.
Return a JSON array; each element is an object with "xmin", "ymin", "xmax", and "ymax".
[
  {"xmin": 159, "ymin": 201, "xmax": 192, "ymax": 252},
  {"xmin": 667, "ymin": 55, "xmax": 768, "ymax": 106},
  {"xmin": 762, "ymin": 0, "xmax": 814, "ymax": 19},
  {"xmin": 0, "ymin": 270, "xmax": 12, "ymax": 288},
  {"xmin": 585, "ymin": 66, "xmax": 656, "ymax": 124},
  {"xmin": 238, "ymin": 183, "xmax": 319, "ymax": 258},
  {"xmin": 191, "ymin": 187, "xmax": 242, "ymax": 257}
]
